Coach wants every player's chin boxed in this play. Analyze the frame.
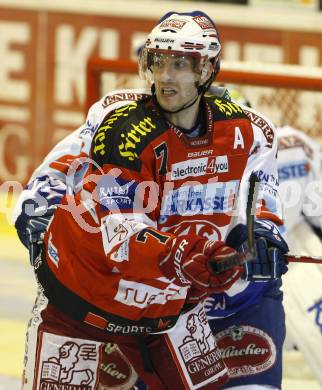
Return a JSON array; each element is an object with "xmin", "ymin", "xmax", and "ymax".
[{"xmin": 157, "ymin": 96, "xmax": 180, "ymax": 112}]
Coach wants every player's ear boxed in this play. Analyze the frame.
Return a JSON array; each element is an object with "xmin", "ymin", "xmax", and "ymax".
[{"xmin": 200, "ymin": 62, "xmax": 213, "ymax": 84}]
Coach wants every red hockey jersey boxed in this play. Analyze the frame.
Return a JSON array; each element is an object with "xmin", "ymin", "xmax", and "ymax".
[{"xmin": 42, "ymin": 94, "xmax": 282, "ymax": 335}]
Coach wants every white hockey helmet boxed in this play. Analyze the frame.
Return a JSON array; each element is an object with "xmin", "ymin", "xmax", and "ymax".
[{"xmin": 139, "ymin": 11, "xmax": 221, "ymax": 91}]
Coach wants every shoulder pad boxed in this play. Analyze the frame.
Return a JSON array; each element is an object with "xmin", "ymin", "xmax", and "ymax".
[
  {"xmin": 91, "ymin": 99, "xmax": 167, "ymax": 171},
  {"xmin": 206, "ymin": 96, "xmax": 248, "ymax": 121},
  {"xmin": 205, "ymin": 86, "xmax": 231, "ymax": 100},
  {"xmin": 100, "ymin": 89, "xmax": 151, "ymax": 110},
  {"xmin": 242, "ymin": 106, "xmax": 275, "ymax": 148}
]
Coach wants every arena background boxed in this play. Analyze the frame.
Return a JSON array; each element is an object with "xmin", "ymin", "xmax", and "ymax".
[{"xmin": 0, "ymin": 0, "xmax": 321, "ymax": 388}]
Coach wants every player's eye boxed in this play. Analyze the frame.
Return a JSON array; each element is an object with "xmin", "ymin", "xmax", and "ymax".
[{"xmin": 174, "ymin": 58, "xmax": 190, "ymax": 70}]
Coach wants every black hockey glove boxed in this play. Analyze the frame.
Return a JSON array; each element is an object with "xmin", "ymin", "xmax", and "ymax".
[{"xmin": 226, "ymin": 220, "xmax": 289, "ymax": 281}]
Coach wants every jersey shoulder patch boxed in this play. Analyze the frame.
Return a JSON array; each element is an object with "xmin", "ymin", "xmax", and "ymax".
[
  {"xmin": 91, "ymin": 98, "xmax": 168, "ymax": 171},
  {"xmin": 101, "ymin": 91, "xmax": 151, "ymax": 110},
  {"xmin": 206, "ymin": 96, "xmax": 248, "ymax": 121},
  {"xmin": 243, "ymin": 108, "xmax": 275, "ymax": 148}
]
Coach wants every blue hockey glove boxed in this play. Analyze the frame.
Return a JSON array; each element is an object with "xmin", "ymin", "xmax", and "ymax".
[
  {"xmin": 226, "ymin": 220, "xmax": 289, "ymax": 281},
  {"xmin": 15, "ymin": 175, "xmax": 65, "ymax": 265},
  {"xmin": 16, "ymin": 211, "xmax": 52, "ymax": 266}
]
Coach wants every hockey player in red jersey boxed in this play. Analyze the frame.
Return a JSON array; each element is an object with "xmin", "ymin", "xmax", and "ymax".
[{"xmin": 14, "ymin": 11, "xmax": 289, "ymax": 390}]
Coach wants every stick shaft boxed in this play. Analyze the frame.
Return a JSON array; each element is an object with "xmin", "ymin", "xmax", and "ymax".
[
  {"xmin": 213, "ymin": 253, "xmax": 322, "ymax": 273},
  {"xmin": 246, "ymin": 173, "xmax": 259, "ymax": 257},
  {"xmin": 287, "ymin": 254, "xmax": 322, "ymax": 264}
]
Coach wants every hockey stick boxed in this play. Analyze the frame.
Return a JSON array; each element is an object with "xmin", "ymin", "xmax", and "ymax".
[
  {"xmin": 210, "ymin": 172, "xmax": 258, "ymax": 274},
  {"xmin": 210, "ymin": 172, "xmax": 322, "ymax": 273},
  {"xmin": 245, "ymin": 172, "xmax": 258, "ymax": 259},
  {"xmin": 287, "ymin": 254, "xmax": 322, "ymax": 264}
]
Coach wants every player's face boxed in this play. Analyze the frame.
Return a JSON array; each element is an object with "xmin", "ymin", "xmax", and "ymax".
[{"xmin": 152, "ymin": 53, "xmax": 200, "ymax": 112}]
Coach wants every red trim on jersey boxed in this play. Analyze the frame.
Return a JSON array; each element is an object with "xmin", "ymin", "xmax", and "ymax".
[{"xmin": 84, "ymin": 312, "xmax": 109, "ymax": 330}]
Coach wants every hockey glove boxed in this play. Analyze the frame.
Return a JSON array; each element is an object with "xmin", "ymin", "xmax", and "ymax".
[
  {"xmin": 159, "ymin": 235, "xmax": 243, "ymax": 293},
  {"xmin": 185, "ymin": 286, "xmax": 208, "ymax": 305},
  {"xmin": 16, "ymin": 214, "xmax": 52, "ymax": 265},
  {"xmin": 226, "ymin": 220, "xmax": 289, "ymax": 281},
  {"xmin": 14, "ymin": 176, "xmax": 65, "ymax": 265}
]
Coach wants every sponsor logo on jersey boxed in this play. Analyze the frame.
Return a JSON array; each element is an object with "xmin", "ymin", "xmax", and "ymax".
[
  {"xmin": 258, "ymin": 183, "xmax": 278, "ymax": 199},
  {"xmin": 102, "ymin": 92, "xmax": 149, "ymax": 109},
  {"xmin": 110, "ymin": 241, "xmax": 129, "ymax": 263},
  {"xmin": 80, "ymin": 120, "xmax": 99, "ymax": 136},
  {"xmin": 105, "ymin": 323, "xmax": 153, "ymax": 334},
  {"xmin": 278, "ymin": 161, "xmax": 310, "ymax": 181},
  {"xmin": 169, "ymin": 156, "xmax": 228, "ymax": 180},
  {"xmin": 214, "ymin": 99, "xmax": 243, "ymax": 118},
  {"xmin": 187, "ymin": 149, "xmax": 213, "ymax": 158},
  {"xmin": 84, "ymin": 312, "xmax": 172, "ymax": 334},
  {"xmin": 101, "ymin": 214, "xmax": 147, "ymax": 254},
  {"xmin": 93, "ymin": 102, "xmax": 137, "ymax": 156},
  {"xmin": 161, "ymin": 180, "xmax": 239, "ymax": 216},
  {"xmin": 117, "ymin": 116, "xmax": 156, "ymax": 161},
  {"xmin": 169, "ymin": 158, "xmax": 206, "ymax": 180},
  {"xmin": 213, "ymin": 155, "xmax": 229, "ymax": 173},
  {"xmin": 98, "ymin": 176, "xmax": 137, "ymax": 211},
  {"xmin": 254, "ymin": 170, "xmax": 279, "ymax": 199},
  {"xmin": 215, "ymin": 325, "xmax": 276, "ymax": 378},
  {"xmin": 114, "ymin": 279, "xmax": 184, "ymax": 309},
  {"xmin": 48, "ymin": 233, "xmax": 59, "ymax": 267},
  {"xmin": 244, "ymin": 110, "xmax": 274, "ymax": 148},
  {"xmin": 172, "ymin": 306, "xmax": 227, "ymax": 387},
  {"xmin": 99, "ymin": 343, "xmax": 138, "ymax": 389},
  {"xmin": 36, "ymin": 332, "xmax": 100, "ymax": 389},
  {"xmin": 254, "ymin": 170, "xmax": 279, "ymax": 186}
]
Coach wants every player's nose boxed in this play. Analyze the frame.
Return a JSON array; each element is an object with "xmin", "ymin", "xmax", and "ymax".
[{"xmin": 157, "ymin": 63, "xmax": 175, "ymax": 82}]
